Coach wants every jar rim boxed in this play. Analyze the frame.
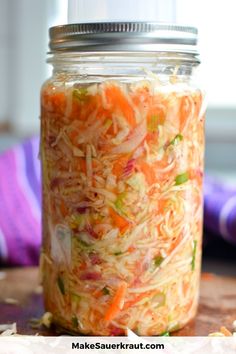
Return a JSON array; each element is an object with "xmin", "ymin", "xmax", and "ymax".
[{"xmin": 49, "ymin": 22, "xmax": 199, "ymax": 57}]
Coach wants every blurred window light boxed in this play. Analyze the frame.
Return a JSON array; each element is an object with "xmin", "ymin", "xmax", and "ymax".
[
  {"xmin": 48, "ymin": 0, "xmax": 68, "ymax": 27},
  {"xmin": 176, "ymin": 0, "xmax": 236, "ymax": 108}
]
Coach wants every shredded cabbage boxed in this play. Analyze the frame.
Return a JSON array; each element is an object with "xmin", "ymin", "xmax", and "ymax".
[{"xmin": 40, "ymin": 76, "xmax": 205, "ymax": 336}]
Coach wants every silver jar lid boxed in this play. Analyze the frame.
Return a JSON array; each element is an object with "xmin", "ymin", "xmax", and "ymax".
[{"xmin": 49, "ymin": 22, "xmax": 198, "ymax": 55}]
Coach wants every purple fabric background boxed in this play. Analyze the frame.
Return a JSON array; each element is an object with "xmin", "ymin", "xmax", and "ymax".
[
  {"xmin": 0, "ymin": 138, "xmax": 41, "ymax": 265},
  {"xmin": 0, "ymin": 138, "xmax": 235, "ymax": 266},
  {"xmin": 204, "ymin": 176, "xmax": 236, "ymax": 245}
]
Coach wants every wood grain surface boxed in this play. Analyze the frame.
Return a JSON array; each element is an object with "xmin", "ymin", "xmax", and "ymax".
[{"xmin": 0, "ymin": 267, "xmax": 235, "ymax": 336}]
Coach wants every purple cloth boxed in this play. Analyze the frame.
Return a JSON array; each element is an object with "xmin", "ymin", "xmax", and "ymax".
[
  {"xmin": 0, "ymin": 137, "xmax": 41, "ymax": 265},
  {"xmin": 204, "ymin": 176, "xmax": 236, "ymax": 245},
  {"xmin": 0, "ymin": 138, "xmax": 235, "ymax": 266}
]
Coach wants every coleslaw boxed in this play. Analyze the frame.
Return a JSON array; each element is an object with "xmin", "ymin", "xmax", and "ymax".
[{"xmin": 40, "ymin": 75, "xmax": 205, "ymax": 335}]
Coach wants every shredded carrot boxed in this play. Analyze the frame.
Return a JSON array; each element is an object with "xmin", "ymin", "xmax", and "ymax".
[
  {"xmin": 72, "ymin": 94, "xmax": 106, "ymax": 122},
  {"xmin": 68, "ymin": 130, "xmax": 78, "ymax": 144},
  {"xmin": 104, "ymin": 282, "xmax": 127, "ymax": 321},
  {"xmin": 201, "ymin": 272, "xmax": 215, "ymax": 281},
  {"xmin": 51, "ymin": 92, "xmax": 66, "ymax": 105},
  {"xmin": 112, "ymin": 156, "xmax": 129, "ymax": 177},
  {"xmin": 92, "ymin": 159, "xmax": 101, "ymax": 169},
  {"xmin": 92, "ymin": 289, "xmax": 103, "ymax": 298},
  {"xmin": 105, "ymin": 86, "xmax": 136, "ymax": 127},
  {"xmin": 109, "ymin": 208, "xmax": 130, "ymax": 233},
  {"xmin": 183, "ymin": 299, "xmax": 193, "ymax": 313},
  {"xmin": 70, "ymin": 100, "xmax": 82, "ymax": 120},
  {"xmin": 188, "ymin": 168, "xmax": 203, "ymax": 187},
  {"xmin": 96, "ymin": 106, "xmax": 111, "ymax": 122},
  {"xmin": 127, "ymin": 245, "xmax": 135, "ymax": 253},
  {"xmin": 137, "ymin": 161, "xmax": 156, "ymax": 185},
  {"xmin": 158, "ymin": 198, "xmax": 168, "ymax": 212},
  {"xmin": 123, "ymin": 291, "xmax": 153, "ymax": 310},
  {"xmin": 79, "ymin": 159, "xmax": 86, "ymax": 173},
  {"xmin": 72, "ymin": 262, "xmax": 86, "ymax": 273},
  {"xmin": 80, "ymin": 261, "xmax": 87, "ymax": 270},
  {"xmin": 131, "ymin": 86, "xmax": 151, "ymax": 108},
  {"xmin": 49, "ymin": 92, "xmax": 67, "ymax": 114},
  {"xmin": 145, "ymin": 131, "xmax": 159, "ymax": 144},
  {"xmin": 60, "ymin": 200, "xmax": 68, "ymax": 217},
  {"xmin": 220, "ymin": 326, "xmax": 232, "ymax": 336},
  {"xmin": 182, "ymin": 281, "xmax": 189, "ymax": 297},
  {"xmin": 147, "ymin": 106, "xmax": 165, "ymax": 129}
]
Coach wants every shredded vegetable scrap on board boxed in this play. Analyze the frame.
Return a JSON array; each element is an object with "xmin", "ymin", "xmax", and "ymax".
[
  {"xmin": 0, "ymin": 323, "xmax": 17, "ymax": 336},
  {"xmin": 3, "ymin": 298, "xmax": 19, "ymax": 305},
  {"xmin": 0, "ymin": 272, "xmax": 6, "ymax": 281},
  {"xmin": 209, "ymin": 325, "xmax": 235, "ymax": 337}
]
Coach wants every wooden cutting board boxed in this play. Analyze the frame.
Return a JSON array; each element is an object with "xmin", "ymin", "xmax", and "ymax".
[{"xmin": 0, "ymin": 267, "xmax": 235, "ymax": 336}]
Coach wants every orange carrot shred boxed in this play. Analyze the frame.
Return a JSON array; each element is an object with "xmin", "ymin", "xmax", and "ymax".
[
  {"xmin": 105, "ymin": 86, "xmax": 136, "ymax": 127},
  {"xmin": 109, "ymin": 208, "xmax": 130, "ymax": 233},
  {"xmin": 79, "ymin": 159, "xmax": 86, "ymax": 173},
  {"xmin": 137, "ymin": 161, "xmax": 156, "ymax": 185},
  {"xmin": 112, "ymin": 156, "xmax": 129, "ymax": 177},
  {"xmin": 104, "ymin": 282, "xmax": 127, "ymax": 322},
  {"xmin": 201, "ymin": 272, "xmax": 215, "ymax": 281},
  {"xmin": 220, "ymin": 326, "xmax": 232, "ymax": 336},
  {"xmin": 123, "ymin": 291, "xmax": 153, "ymax": 310},
  {"xmin": 60, "ymin": 200, "xmax": 68, "ymax": 217}
]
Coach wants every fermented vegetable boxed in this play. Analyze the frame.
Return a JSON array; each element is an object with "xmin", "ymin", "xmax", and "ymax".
[{"xmin": 40, "ymin": 75, "xmax": 204, "ymax": 336}]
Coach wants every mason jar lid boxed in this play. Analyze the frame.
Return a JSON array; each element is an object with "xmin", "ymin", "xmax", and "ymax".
[{"xmin": 49, "ymin": 22, "xmax": 198, "ymax": 55}]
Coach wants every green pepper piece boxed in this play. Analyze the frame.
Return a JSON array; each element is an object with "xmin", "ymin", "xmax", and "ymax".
[
  {"xmin": 114, "ymin": 251, "xmax": 123, "ymax": 256},
  {"xmin": 71, "ymin": 315, "xmax": 79, "ymax": 328},
  {"xmin": 57, "ymin": 276, "xmax": 65, "ymax": 295},
  {"xmin": 154, "ymin": 256, "xmax": 164, "ymax": 267},
  {"xmin": 191, "ymin": 240, "xmax": 197, "ymax": 270},
  {"xmin": 71, "ymin": 293, "xmax": 81, "ymax": 303},
  {"xmin": 78, "ymin": 239, "xmax": 91, "ymax": 248},
  {"xmin": 148, "ymin": 115, "xmax": 164, "ymax": 132},
  {"xmin": 170, "ymin": 134, "xmax": 183, "ymax": 145},
  {"xmin": 161, "ymin": 331, "xmax": 170, "ymax": 336},
  {"xmin": 115, "ymin": 193, "xmax": 127, "ymax": 213},
  {"xmin": 73, "ymin": 88, "xmax": 88, "ymax": 102},
  {"xmin": 175, "ymin": 172, "xmax": 189, "ymax": 185},
  {"xmin": 102, "ymin": 287, "xmax": 110, "ymax": 295}
]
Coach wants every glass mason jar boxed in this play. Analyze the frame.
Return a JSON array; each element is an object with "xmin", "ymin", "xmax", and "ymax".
[{"xmin": 40, "ymin": 23, "xmax": 205, "ymax": 336}]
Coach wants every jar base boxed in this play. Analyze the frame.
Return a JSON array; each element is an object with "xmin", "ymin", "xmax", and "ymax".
[{"xmin": 49, "ymin": 308, "xmax": 198, "ymax": 336}]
